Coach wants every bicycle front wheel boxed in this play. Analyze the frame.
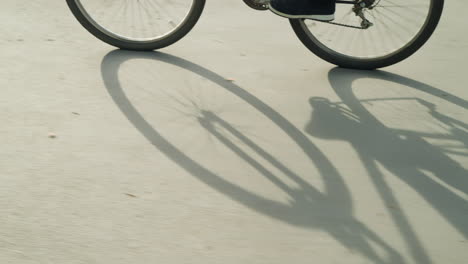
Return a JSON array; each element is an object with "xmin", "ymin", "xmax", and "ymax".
[
  {"xmin": 66, "ymin": 0, "xmax": 206, "ymax": 50},
  {"xmin": 290, "ymin": 0, "xmax": 444, "ymax": 69}
]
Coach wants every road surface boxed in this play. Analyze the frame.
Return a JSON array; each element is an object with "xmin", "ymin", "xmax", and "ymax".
[{"xmin": 1, "ymin": 1, "xmax": 467, "ymax": 263}]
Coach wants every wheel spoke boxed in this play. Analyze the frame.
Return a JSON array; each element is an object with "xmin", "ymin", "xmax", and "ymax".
[
  {"xmin": 300, "ymin": 0, "xmax": 432, "ymax": 59},
  {"xmin": 74, "ymin": 0, "xmax": 196, "ymax": 41}
]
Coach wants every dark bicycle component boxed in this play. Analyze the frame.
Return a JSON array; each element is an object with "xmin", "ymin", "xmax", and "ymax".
[
  {"xmin": 243, "ymin": 0, "xmax": 269, "ymax": 10},
  {"xmin": 352, "ymin": 4, "xmax": 373, "ymax": 29},
  {"xmin": 358, "ymin": 0, "xmax": 376, "ymax": 8}
]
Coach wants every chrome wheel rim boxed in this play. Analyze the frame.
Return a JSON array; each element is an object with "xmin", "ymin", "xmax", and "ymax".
[
  {"xmin": 74, "ymin": 0, "xmax": 197, "ymax": 43},
  {"xmin": 299, "ymin": 0, "xmax": 434, "ymax": 60}
]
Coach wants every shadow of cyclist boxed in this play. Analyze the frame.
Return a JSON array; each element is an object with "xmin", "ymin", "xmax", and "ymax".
[
  {"xmin": 306, "ymin": 68, "xmax": 468, "ymax": 264},
  {"xmin": 101, "ymin": 50, "xmax": 409, "ymax": 264}
]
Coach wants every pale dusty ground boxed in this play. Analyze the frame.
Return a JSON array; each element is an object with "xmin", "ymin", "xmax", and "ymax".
[{"xmin": 1, "ymin": 1, "xmax": 467, "ymax": 264}]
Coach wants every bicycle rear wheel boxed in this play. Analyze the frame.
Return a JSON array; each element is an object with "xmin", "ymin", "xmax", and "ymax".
[
  {"xmin": 66, "ymin": 0, "xmax": 206, "ymax": 50},
  {"xmin": 290, "ymin": 0, "xmax": 444, "ymax": 69}
]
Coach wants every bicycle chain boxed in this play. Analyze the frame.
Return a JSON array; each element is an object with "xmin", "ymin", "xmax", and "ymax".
[
  {"xmin": 323, "ymin": 20, "xmax": 364, "ymax": 29},
  {"xmin": 307, "ymin": 19, "xmax": 364, "ymax": 29}
]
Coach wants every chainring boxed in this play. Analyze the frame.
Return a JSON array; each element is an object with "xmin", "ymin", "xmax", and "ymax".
[{"xmin": 242, "ymin": 0, "xmax": 269, "ymax": 11}]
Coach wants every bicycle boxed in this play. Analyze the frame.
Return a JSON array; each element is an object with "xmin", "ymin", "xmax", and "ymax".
[{"xmin": 66, "ymin": 0, "xmax": 444, "ymax": 70}]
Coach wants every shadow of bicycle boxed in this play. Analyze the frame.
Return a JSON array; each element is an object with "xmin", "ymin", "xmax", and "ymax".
[
  {"xmin": 98, "ymin": 50, "xmax": 466, "ymax": 264},
  {"xmin": 307, "ymin": 68, "xmax": 468, "ymax": 263}
]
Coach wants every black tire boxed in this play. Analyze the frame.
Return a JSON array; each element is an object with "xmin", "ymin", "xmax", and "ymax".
[
  {"xmin": 289, "ymin": 0, "xmax": 444, "ymax": 70},
  {"xmin": 66, "ymin": 0, "xmax": 206, "ymax": 51}
]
